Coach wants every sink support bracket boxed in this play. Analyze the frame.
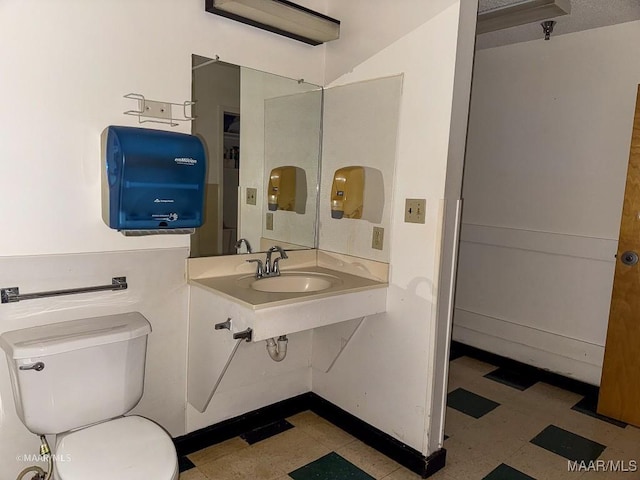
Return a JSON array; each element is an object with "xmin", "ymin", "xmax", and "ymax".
[
  {"xmin": 201, "ymin": 327, "xmax": 252, "ymax": 411},
  {"xmin": 324, "ymin": 317, "xmax": 366, "ymax": 373}
]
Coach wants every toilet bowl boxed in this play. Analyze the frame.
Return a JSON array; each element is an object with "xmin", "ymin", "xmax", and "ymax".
[
  {"xmin": 53, "ymin": 416, "xmax": 178, "ymax": 480},
  {"xmin": 0, "ymin": 312, "xmax": 178, "ymax": 479}
]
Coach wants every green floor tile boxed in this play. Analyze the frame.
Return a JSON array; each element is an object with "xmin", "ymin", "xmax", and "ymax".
[
  {"xmin": 289, "ymin": 452, "xmax": 374, "ymax": 480},
  {"xmin": 447, "ymin": 387, "xmax": 500, "ymax": 419},
  {"xmin": 483, "ymin": 463, "xmax": 536, "ymax": 480},
  {"xmin": 530, "ymin": 425, "xmax": 606, "ymax": 462}
]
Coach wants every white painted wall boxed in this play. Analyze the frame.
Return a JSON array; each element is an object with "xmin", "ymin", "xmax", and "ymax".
[
  {"xmin": 318, "ymin": 76, "xmax": 403, "ymax": 262},
  {"xmin": 312, "ymin": 0, "xmax": 476, "ymax": 455},
  {"xmin": 454, "ymin": 21, "xmax": 640, "ymax": 385},
  {"xmin": 0, "ymin": 0, "xmax": 325, "ymax": 257}
]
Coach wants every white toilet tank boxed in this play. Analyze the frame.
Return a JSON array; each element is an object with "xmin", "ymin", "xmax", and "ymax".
[{"xmin": 0, "ymin": 312, "xmax": 151, "ymax": 435}]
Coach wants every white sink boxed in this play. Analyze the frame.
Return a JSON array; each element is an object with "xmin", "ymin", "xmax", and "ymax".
[
  {"xmin": 190, "ymin": 264, "xmax": 388, "ymax": 341},
  {"xmin": 250, "ymin": 273, "xmax": 340, "ymax": 293}
]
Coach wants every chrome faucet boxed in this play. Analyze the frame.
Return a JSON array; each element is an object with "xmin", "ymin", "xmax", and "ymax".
[
  {"xmin": 246, "ymin": 259, "xmax": 264, "ymax": 278},
  {"xmin": 246, "ymin": 246, "xmax": 288, "ymax": 278},
  {"xmin": 234, "ymin": 238, "xmax": 252, "ymax": 254},
  {"xmin": 265, "ymin": 246, "xmax": 288, "ymax": 276}
]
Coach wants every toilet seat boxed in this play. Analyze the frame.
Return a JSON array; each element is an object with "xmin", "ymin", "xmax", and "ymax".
[{"xmin": 53, "ymin": 415, "xmax": 178, "ymax": 480}]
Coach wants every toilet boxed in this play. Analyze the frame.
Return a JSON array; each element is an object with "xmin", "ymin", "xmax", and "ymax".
[{"xmin": 0, "ymin": 312, "xmax": 179, "ymax": 479}]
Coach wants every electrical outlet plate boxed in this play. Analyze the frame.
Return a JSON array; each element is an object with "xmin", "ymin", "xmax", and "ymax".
[
  {"xmin": 246, "ymin": 188, "xmax": 257, "ymax": 206},
  {"xmin": 266, "ymin": 212, "xmax": 274, "ymax": 230},
  {"xmin": 405, "ymin": 198, "xmax": 426, "ymax": 224},
  {"xmin": 372, "ymin": 226, "xmax": 384, "ymax": 250}
]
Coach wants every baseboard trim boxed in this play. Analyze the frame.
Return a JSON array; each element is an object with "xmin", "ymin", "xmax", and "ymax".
[
  {"xmin": 450, "ymin": 340, "xmax": 598, "ymax": 397},
  {"xmin": 452, "ymin": 314, "xmax": 603, "ymax": 386},
  {"xmin": 173, "ymin": 392, "xmax": 443, "ymax": 478},
  {"xmin": 174, "ymin": 392, "xmax": 312, "ymax": 457},
  {"xmin": 308, "ymin": 394, "xmax": 441, "ymax": 478}
]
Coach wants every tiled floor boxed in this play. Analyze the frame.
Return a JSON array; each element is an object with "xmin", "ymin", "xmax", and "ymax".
[
  {"xmin": 441, "ymin": 353, "xmax": 640, "ymax": 480},
  {"xmin": 178, "ymin": 411, "xmax": 418, "ymax": 479},
  {"xmin": 178, "ymin": 349, "xmax": 640, "ymax": 480}
]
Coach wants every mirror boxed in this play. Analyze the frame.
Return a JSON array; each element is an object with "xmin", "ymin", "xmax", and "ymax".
[{"xmin": 190, "ymin": 55, "xmax": 322, "ymax": 257}]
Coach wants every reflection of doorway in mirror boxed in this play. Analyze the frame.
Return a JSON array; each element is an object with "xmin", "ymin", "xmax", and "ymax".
[
  {"xmin": 190, "ymin": 56, "xmax": 240, "ymax": 257},
  {"xmin": 222, "ymin": 111, "xmax": 240, "ymax": 254}
]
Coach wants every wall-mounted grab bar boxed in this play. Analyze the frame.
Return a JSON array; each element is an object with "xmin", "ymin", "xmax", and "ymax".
[{"xmin": 1, "ymin": 277, "xmax": 128, "ymax": 304}]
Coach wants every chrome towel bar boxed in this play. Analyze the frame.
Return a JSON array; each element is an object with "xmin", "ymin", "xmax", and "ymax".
[{"xmin": 1, "ymin": 277, "xmax": 127, "ymax": 304}]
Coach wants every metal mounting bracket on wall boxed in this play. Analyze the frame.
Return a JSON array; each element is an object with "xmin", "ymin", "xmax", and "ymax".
[
  {"xmin": 123, "ymin": 93, "xmax": 196, "ymax": 127},
  {"xmin": 1, "ymin": 277, "xmax": 128, "ymax": 304}
]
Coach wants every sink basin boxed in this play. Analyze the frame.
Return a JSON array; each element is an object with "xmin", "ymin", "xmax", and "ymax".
[{"xmin": 250, "ymin": 273, "xmax": 339, "ymax": 293}]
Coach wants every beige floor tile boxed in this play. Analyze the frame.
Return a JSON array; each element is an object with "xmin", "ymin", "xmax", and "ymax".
[
  {"xmin": 249, "ymin": 427, "xmax": 331, "ymax": 473},
  {"xmin": 444, "ymin": 406, "xmax": 476, "ymax": 438},
  {"xmin": 449, "ymin": 356, "xmax": 498, "ymax": 376},
  {"xmin": 475, "ymin": 405, "xmax": 551, "ymax": 442},
  {"xmin": 380, "ymin": 466, "xmax": 423, "ymax": 479},
  {"xmin": 435, "ymin": 437, "xmax": 502, "ymax": 480},
  {"xmin": 596, "ymin": 445, "xmax": 640, "ymax": 471},
  {"xmin": 179, "ymin": 469, "xmax": 208, "ymax": 480},
  {"xmin": 287, "ymin": 411, "xmax": 356, "ymax": 450},
  {"xmin": 286, "ymin": 410, "xmax": 322, "ymax": 426},
  {"xmin": 187, "ymin": 437, "xmax": 249, "ymax": 465},
  {"xmin": 507, "ymin": 382, "xmax": 584, "ymax": 419},
  {"xmin": 461, "ymin": 375, "xmax": 523, "ymax": 405},
  {"xmin": 198, "ymin": 445, "xmax": 287, "ymax": 480},
  {"xmin": 455, "ymin": 405, "xmax": 549, "ymax": 460},
  {"xmin": 580, "ymin": 468, "xmax": 638, "ymax": 480},
  {"xmin": 336, "ymin": 440, "xmax": 402, "ymax": 479},
  {"xmin": 611, "ymin": 425, "xmax": 640, "ymax": 456},
  {"xmin": 506, "ymin": 443, "xmax": 585, "ymax": 480},
  {"xmin": 448, "ymin": 357, "xmax": 498, "ymax": 391},
  {"xmin": 593, "ymin": 427, "xmax": 640, "ymax": 478}
]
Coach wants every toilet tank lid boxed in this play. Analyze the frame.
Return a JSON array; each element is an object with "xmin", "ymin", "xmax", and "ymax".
[{"xmin": 0, "ymin": 312, "xmax": 151, "ymax": 360}]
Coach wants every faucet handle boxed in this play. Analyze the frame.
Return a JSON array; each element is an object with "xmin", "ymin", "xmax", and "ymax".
[
  {"xmin": 272, "ymin": 257, "xmax": 286, "ymax": 275},
  {"xmin": 246, "ymin": 259, "xmax": 264, "ymax": 278}
]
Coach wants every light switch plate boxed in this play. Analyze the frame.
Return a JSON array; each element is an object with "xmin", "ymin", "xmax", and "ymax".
[
  {"xmin": 266, "ymin": 212, "xmax": 273, "ymax": 230},
  {"xmin": 246, "ymin": 188, "xmax": 257, "ymax": 206},
  {"xmin": 372, "ymin": 226, "xmax": 384, "ymax": 250},
  {"xmin": 405, "ymin": 198, "xmax": 426, "ymax": 224}
]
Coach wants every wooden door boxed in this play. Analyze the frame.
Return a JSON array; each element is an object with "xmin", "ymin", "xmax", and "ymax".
[{"xmin": 598, "ymin": 85, "xmax": 640, "ymax": 426}]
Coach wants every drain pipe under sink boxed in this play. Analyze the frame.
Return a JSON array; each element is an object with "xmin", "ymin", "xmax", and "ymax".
[{"xmin": 266, "ymin": 335, "xmax": 288, "ymax": 362}]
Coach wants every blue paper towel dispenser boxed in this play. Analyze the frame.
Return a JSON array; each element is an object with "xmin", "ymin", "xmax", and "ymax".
[{"xmin": 101, "ymin": 126, "xmax": 206, "ymax": 234}]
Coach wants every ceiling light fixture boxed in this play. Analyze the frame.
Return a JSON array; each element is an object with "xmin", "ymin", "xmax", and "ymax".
[
  {"xmin": 205, "ymin": 0, "xmax": 340, "ymax": 46},
  {"xmin": 477, "ymin": 0, "xmax": 571, "ymax": 35},
  {"xmin": 541, "ymin": 20, "xmax": 556, "ymax": 40}
]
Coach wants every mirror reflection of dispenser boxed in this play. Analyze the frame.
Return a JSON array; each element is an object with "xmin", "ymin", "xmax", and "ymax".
[
  {"xmin": 268, "ymin": 166, "xmax": 297, "ymax": 212},
  {"xmin": 331, "ymin": 166, "xmax": 364, "ymax": 219}
]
